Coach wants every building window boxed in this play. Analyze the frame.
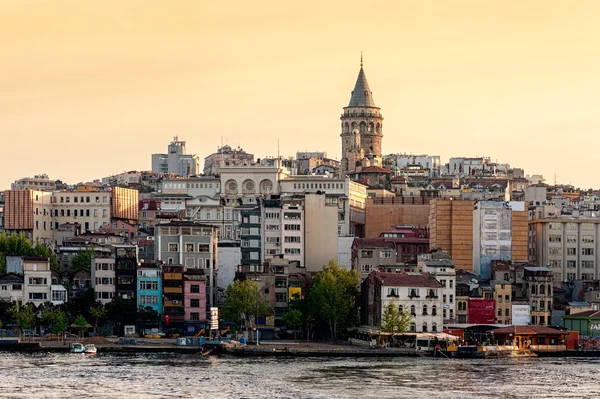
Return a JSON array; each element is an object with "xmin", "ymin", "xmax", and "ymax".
[
  {"xmin": 198, "ymin": 244, "xmax": 209, "ymax": 253},
  {"xmin": 190, "ymin": 284, "xmax": 200, "ymax": 293},
  {"xmin": 582, "ymin": 248, "xmax": 594, "ymax": 256},
  {"xmin": 360, "ymin": 265, "xmax": 372, "ymax": 272},
  {"xmin": 140, "ymin": 281, "xmax": 159, "ymax": 290},
  {"xmin": 422, "ymin": 304, "xmax": 428, "ymax": 315},
  {"xmin": 190, "ymin": 299, "xmax": 200, "ymax": 308},
  {"xmin": 284, "ymin": 224, "xmax": 301, "ymax": 231},
  {"xmin": 387, "ymin": 288, "xmax": 399, "ymax": 297},
  {"xmin": 52, "ymin": 290, "xmax": 66, "ymax": 302},
  {"xmin": 275, "ymin": 293, "xmax": 288, "ymax": 303},
  {"xmin": 185, "ymin": 243, "xmax": 195, "ymax": 252},
  {"xmin": 422, "ymin": 322, "xmax": 428, "ymax": 332},
  {"xmin": 168, "ymin": 243, "xmax": 178, "ymax": 252},
  {"xmin": 582, "ymin": 261, "xmax": 594, "ymax": 268},
  {"xmin": 190, "ymin": 312, "xmax": 200, "ymax": 321},
  {"xmin": 284, "ymin": 236, "xmax": 301, "ymax": 243},
  {"xmin": 380, "ymin": 250, "xmax": 392, "ymax": 259},
  {"xmin": 409, "ymin": 288, "xmax": 420, "ymax": 298},
  {"xmin": 410, "ymin": 305, "xmax": 416, "ymax": 316},
  {"xmin": 284, "ymin": 248, "xmax": 301, "ymax": 255},
  {"xmin": 140, "ymin": 295, "xmax": 158, "ymax": 305},
  {"xmin": 361, "ymin": 250, "xmax": 373, "ymax": 258},
  {"xmin": 548, "ymin": 235, "xmax": 562, "ymax": 242},
  {"xmin": 567, "ymin": 248, "xmax": 577, "ymax": 256}
]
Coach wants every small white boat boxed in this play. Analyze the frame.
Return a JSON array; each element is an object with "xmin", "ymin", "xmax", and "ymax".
[
  {"xmin": 70, "ymin": 343, "xmax": 97, "ymax": 354},
  {"xmin": 70, "ymin": 343, "xmax": 85, "ymax": 353}
]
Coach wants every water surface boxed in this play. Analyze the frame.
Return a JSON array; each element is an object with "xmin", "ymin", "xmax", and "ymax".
[{"xmin": 0, "ymin": 352, "xmax": 597, "ymax": 398}]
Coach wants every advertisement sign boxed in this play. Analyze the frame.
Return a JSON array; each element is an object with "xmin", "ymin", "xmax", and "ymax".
[
  {"xmin": 288, "ymin": 287, "xmax": 302, "ymax": 300},
  {"xmin": 512, "ymin": 304, "xmax": 531, "ymax": 325},
  {"xmin": 210, "ymin": 307, "xmax": 219, "ymax": 330}
]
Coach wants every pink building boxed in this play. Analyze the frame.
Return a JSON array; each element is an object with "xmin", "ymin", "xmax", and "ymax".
[{"xmin": 183, "ymin": 270, "xmax": 207, "ymax": 323}]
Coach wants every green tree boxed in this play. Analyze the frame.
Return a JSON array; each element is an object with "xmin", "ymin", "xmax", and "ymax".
[
  {"xmin": 137, "ymin": 306, "xmax": 160, "ymax": 333},
  {"xmin": 69, "ymin": 248, "xmax": 95, "ymax": 277},
  {"xmin": 0, "ymin": 232, "xmax": 61, "ymax": 275},
  {"xmin": 89, "ymin": 304, "xmax": 107, "ymax": 335},
  {"xmin": 222, "ymin": 279, "xmax": 267, "ymax": 332},
  {"xmin": 309, "ymin": 260, "xmax": 359, "ymax": 341},
  {"xmin": 9, "ymin": 302, "xmax": 36, "ymax": 339},
  {"xmin": 42, "ymin": 308, "xmax": 67, "ymax": 340},
  {"xmin": 74, "ymin": 314, "xmax": 89, "ymax": 338},
  {"xmin": 379, "ymin": 300, "xmax": 412, "ymax": 335},
  {"xmin": 282, "ymin": 308, "xmax": 303, "ymax": 342}
]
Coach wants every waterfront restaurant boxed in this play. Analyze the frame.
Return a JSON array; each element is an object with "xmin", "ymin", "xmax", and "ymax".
[{"xmin": 490, "ymin": 325, "xmax": 568, "ymax": 349}]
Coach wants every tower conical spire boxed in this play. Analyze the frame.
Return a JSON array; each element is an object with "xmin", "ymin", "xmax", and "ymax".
[{"xmin": 348, "ymin": 55, "xmax": 376, "ymax": 108}]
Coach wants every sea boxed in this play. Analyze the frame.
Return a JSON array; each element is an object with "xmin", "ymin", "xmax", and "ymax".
[{"xmin": 0, "ymin": 352, "xmax": 598, "ymax": 399}]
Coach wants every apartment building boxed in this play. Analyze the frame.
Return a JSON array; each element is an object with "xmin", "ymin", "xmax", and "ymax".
[
  {"xmin": 11, "ymin": 174, "xmax": 57, "ymax": 191},
  {"xmin": 23, "ymin": 257, "xmax": 52, "ymax": 306},
  {"xmin": 491, "ymin": 280, "xmax": 512, "ymax": 324},
  {"xmin": 115, "ymin": 245, "xmax": 138, "ymax": 300},
  {"xmin": 203, "ymin": 145, "xmax": 254, "ymax": 175},
  {"xmin": 352, "ymin": 238, "xmax": 396, "ymax": 281},
  {"xmin": 0, "ymin": 273, "xmax": 24, "ymax": 302},
  {"xmin": 162, "ymin": 265, "xmax": 185, "ymax": 330},
  {"xmin": 154, "ymin": 221, "xmax": 219, "ymax": 310},
  {"xmin": 92, "ymin": 258, "xmax": 116, "ymax": 304},
  {"xmin": 529, "ymin": 217, "xmax": 600, "ymax": 282},
  {"xmin": 151, "ymin": 137, "xmax": 199, "ymax": 177},
  {"xmin": 137, "ymin": 264, "xmax": 162, "ymax": 315},
  {"xmin": 3, "ymin": 187, "xmax": 138, "ymax": 244},
  {"xmin": 473, "ymin": 200, "xmax": 528, "ymax": 279},
  {"xmin": 278, "ymin": 176, "xmax": 367, "ymax": 238},
  {"xmin": 361, "ymin": 272, "xmax": 443, "ymax": 333},
  {"xmin": 183, "ymin": 269, "xmax": 207, "ymax": 322},
  {"xmin": 304, "ymin": 193, "xmax": 339, "ymax": 272},
  {"xmin": 418, "ymin": 250, "xmax": 456, "ymax": 323}
]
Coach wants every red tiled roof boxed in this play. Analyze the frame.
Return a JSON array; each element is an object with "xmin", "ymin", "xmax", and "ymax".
[
  {"xmin": 491, "ymin": 325, "xmax": 568, "ymax": 335},
  {"xmin": 353, "ymin": 238, "xmax": 395, "ymax": 249},
  {"xmin": 378, "ymin": 272, "xmax": 442, "ymax": 288}
]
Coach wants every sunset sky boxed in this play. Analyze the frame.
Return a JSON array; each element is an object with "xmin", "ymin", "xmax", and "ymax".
[{"xmin": 1, "ymin": 0, "xmax": 599, "ymax": 189}]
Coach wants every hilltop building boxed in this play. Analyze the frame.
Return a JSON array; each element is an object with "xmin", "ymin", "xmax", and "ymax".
[{"xmin": 151, "ymin": 137, "xmax": 199, "ymax": 177}]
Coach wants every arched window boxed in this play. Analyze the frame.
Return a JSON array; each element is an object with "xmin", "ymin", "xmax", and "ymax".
[
  {"xmin": 432, "ymin": 305, "xmax": 437, "ymax": 316},
  {"xmin": 359, "ymin": 121, "xmax": 366, "ymax": 133},
  {"xmin": 410, "ymin": 305, "xmax": 416, "ymax": 316},
  {"xmin": 422, "ymin": 305, "xmax": 428, "ymax": 315},
  {"xmin": 422, "ymin": 322, "xmax": 428, "ymax": 332},
  {"xmin": 540, "ymin": 284, "xmax": 546, "ymax": 295},
  {"xmin": 369, "ymin": 122, "xmax": 374, "ymax": 132},
  {"xmin": 410, "ymin": 323, "xmax": 416, "ymax": 332},
  {"xmin": 532, "ymin": 285, "xmax": 537, "ymax": 295},
  {"xmin": 458, "ymin": 302, "xmax": 463, "ymax": 311},
  {"xmin": 344, "ymin": 122, "xmax": 350, "ymax": 133},
  {"xmin": 431, "ymin": 322, "xmax": 437, "ymax": 332},
  {"xmin": 548, "ymin": 284, "xmax": 552, "ymax": 296},
  {"xmin": 398, "ymin": 305, "xmax": 403, "ymax": 313}
]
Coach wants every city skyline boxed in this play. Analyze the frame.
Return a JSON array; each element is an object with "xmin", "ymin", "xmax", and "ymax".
[{"xmin": 2, "ymin": 1, "xmax": 600, "ymax": 189}]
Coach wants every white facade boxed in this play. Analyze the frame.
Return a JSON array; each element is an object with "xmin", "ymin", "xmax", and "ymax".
[
  {"xmin": 530, "ymin": 218, "xmax": 600, "ymax": 282},
  {"xmin": 395, "ymin": 155, "xmax": 441, "ymax": 178},
  {"xmin": 217, "ymin": 246, "xmax": 241, "ymax": 290},
  {"xmin": 338, "ymin": 236, "xmax": 354, "ymax": 270},
  {"xmin": 220, "ymin": 165, "xmax": 285, "ymax": 205},
  {"xmin": 381, "ymin": 280, "xmax": 443, "ymax": 333},
  {"xmin": 91, "ymin": 258, "xmax": 116, "ymax": 304},
  {"xmin": 0, "ymin": 275, "xmax": 23, "ymax": 302},
  {"xmin": 50, "ymin": 284, "xmax": 67, "ymax": 306},
  {"xmin": 419, "ymin": 259, "xmax": 456, "ymax": 323},
  {"xmin": 23, "ymin": 259, "xmax": 52, "ymax": 306},
  {"xmin": 50, "ymin": 191, "xmax": 111, "ymax": 233}
]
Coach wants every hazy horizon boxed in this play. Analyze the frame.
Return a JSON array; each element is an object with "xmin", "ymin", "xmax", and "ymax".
[{"xmin": 2, "ymin": 0, "xmax": 599, "ymax": 189}]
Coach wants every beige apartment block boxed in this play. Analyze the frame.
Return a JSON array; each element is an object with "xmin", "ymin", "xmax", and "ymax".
[
  {"xmin": 304, "ymin": 194, "xmax": 339, "ymax": 273},
  {"xmin": 428, "ymin": 199, "xmax": 474, "ymax": 272},
  {"xmin": 492, "ymin": 280, "xmax": 512, "ymax": 324},
  {"xmin": 365, "ymin": 197, "xmax": 430, "ymax": 239}
]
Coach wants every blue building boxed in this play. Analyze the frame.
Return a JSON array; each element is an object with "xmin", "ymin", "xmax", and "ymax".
[{"xmin": 137, "ymin": 264, "xmax": 163, "ymax": 316}]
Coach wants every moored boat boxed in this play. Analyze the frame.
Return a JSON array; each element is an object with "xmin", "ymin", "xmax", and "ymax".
[
  {"xmin": 70, "ymin": 343, "xmax": 97, "ymax": 354},
  {"xmin": 84, "ymin": 344, "xmax": 97, "ymax": 354}
]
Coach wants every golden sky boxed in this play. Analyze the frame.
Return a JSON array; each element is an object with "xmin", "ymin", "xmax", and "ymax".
[{"xmin": 1, "ymin": 0, "xmax": 599, "ymax": 188}]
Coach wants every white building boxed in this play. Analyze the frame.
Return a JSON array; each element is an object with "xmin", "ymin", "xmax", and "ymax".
[
  {"xmin": 50, "ymin": 284, "xmax": 67, "ymax": 306},
  {"xmin": 394, "ymin": 155, "xmax": 441, "ymax": 178},
  {"xmin": 217, "ymin": 244, "xmax": 241, "ymax": 291},
  {"xmin": 0, "ymin": 273, "xmax": 24, "ymax": 302},
  {"xmin": 23, "ymin": 257, "xmax": 52, "ymax": 306},
  {"xmin": 91, "ymin": 258, "xmax": 116, "ymax": 304},
  {"xmin": 151, "ymin": 136, "xmax": 199, "ymax": 177},
  {"xmin": 363, "ymin": 272, "xmax": 443, "ymax": 333},
  {"xmin": 418, "ymin": 251, "xmax": 456, "ymax": 323}
]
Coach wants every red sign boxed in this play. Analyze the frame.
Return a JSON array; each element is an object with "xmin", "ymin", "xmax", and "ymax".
[{"xmin": 165, "ymin": 315, "xmax": 170, "ymax": 326}]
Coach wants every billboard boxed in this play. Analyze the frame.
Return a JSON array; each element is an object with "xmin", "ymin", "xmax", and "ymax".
[
  {"xmin": 288, "ymin": 287, "xmax": 302, "ymax": 300},
  {"xmin": 210, "ymin": 307, "xmax": 219, "ymax": 330},
  {"xmin": 512, "ymin": 304, "xmax": 531, "ymax": 325}
]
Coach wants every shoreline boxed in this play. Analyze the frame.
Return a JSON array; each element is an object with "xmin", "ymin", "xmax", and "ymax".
[{"xmin": 1, "ymin": 340, "xmax": 598, "ymax": 358}]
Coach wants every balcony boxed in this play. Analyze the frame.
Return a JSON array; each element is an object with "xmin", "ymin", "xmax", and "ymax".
[
  {"xmin": 163, "ymin": 287, "xmax": 183, "ymax": 294},
  {"xmin": 164, "ymin": 300, "xmax": 183, "ymax": 307},
  {"xmin": 164, "ymin": 273, "xmax": 183, "ymax": 280}
]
